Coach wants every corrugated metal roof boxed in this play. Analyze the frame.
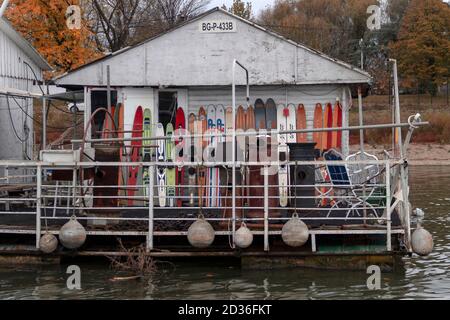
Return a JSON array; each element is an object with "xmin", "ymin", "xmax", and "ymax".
[
  {"xmin": 54, "ymin": 7, "xmax": 371, "ymax": 83},
  {"xmin": 0, "ymin": 17, "xmax": 52, "ymax": 71}
]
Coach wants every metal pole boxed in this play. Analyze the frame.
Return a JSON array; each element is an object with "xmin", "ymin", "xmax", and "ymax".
[
  {"xmin": 35, "ymin": 165, "xmax": 42, "ymax": 248},
  {"xmin": 357, "ymin": 87, "xmax": 365, "ymax": 154},
  {"xmin": 71, "ymin": 121, "xmax": 429, "ymax": 144},
  {"xmin": 358, "ymin": 87, "xmax": 367, "ymax": 222},
  {"xmin": 264, "ymin": 166, "xmax": 269, "ymax": 252},
  {"xmin": 390, "ymin": 59, "xmax": 404, "ymax": 158},
  {"xmin": 147, "ymin": 165, "xmax": 155, "ymax": 251},
  {"xmin": 106, "ymin": 65, "xmax": 112, "ymax": 130},
  {"xmin": 359, "ymin": 39, "xmax": 364, "ymax": 70},
  {"xmin": 42, "ymin": 94, "xmax": 47, "ymax": 151},
  {"xmin": 231, "ymin": 59, "xmax": 250, "ymax": 249},
  {"xmin": 385, "ymin": 163, "xmax": 391, "ymax": 251}
]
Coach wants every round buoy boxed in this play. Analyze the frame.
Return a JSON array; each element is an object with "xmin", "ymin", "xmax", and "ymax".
[
  {"xmin": 187, "ymin": 215, "xmax": 215, "ymax": 248},
  {"xmin": 39, "ymin": 232, "xmax": 58, "ymax": 254},
  {"xmin": 59, "ymin": 216, "xmax": 87, "ymax": 250},
  {"xmin": 282, "ymin": 213, "xmax": 309, "ymax": 247},
  {"xmin": 412, "ymin": 226, "xmax": 433, "ymax": 256},
  {"xmin": 235, "ymin": 223, "xmax": 253, "ymax": 249}
]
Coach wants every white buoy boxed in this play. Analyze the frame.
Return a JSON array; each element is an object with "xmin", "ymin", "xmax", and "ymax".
[
  {"xmin": 187, "ymin": 215, "xmax": 215, "ymax": 248},
  {"xmin": 411, "ymin": 225, "xmax": 433, "ymax": 256},
  {"xmin": 59, "ymin": 216, "xmax": 87, "ymax": 250},
  {"xmin": 235, "ymin": 222, "xmax": 253, "ymax": 249},
  {"xmin": 282, "ymin": 213, "xmax": 309, "ymax": 247},
  {"xmin": 39, "ymin": 232, "xmax": 58, "ymax": 254}
]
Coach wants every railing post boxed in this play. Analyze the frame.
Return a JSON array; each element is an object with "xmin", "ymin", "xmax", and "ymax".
[
  {"xmin": 385, "ymin": 162, "xmax": 391, "ymax": 251},
  {"xmin": 36, "ymin": 165, "xmax": 42, "ymax": 249},
  {"xmin": 147, "ymin": 165, "xmax": 155, "ymax": 252},
  {"xmin": 400, "ymin": 163, "xmax": 412, "ymax": 252},
  {"xmin": 264, "ymin": 166, "xmax": 269, "ymax": 252}
]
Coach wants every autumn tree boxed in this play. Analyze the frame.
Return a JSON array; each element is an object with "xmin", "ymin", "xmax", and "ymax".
[
  {"xmin": 5, "ymin": 0, "xmax": 101, "ymax": 76},
  {"xmin": 85, "ymin": 0, "xmax": 210, "ymax": 53},
  {"xmin": 258, "ymin": 0, "xmax": 379, "ymax": 62},
  {"xmin": 390, "ymin": 0, "xmax": 450, "ymax": 95},
  {"xmin": 223, "ymin": 0, "xmax": 252, "ymax": 20}
]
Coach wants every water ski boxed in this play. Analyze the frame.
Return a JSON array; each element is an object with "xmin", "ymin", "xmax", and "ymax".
[
  {"xmin": 156, "ymin": 123, "xmax": 166, "ymax": 207},
  {"xmin": 128, "ymin": 106, "xmax": 143, "ymax": 206},
  {"xmin": 175, "ymin": 107, "xmax": 186, "ymax": 207},
  {"xmin": 166, "ymin": 123, "xmax": 175, "ymax": 207}
]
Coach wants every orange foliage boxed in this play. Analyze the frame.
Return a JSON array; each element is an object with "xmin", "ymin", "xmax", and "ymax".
[{"xmin": 5, "ymin": 0, "xmax": 102, "ymax": 77}]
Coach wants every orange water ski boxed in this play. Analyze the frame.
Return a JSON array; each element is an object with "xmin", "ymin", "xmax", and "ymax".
[
  {"xmin": 313, "ymin": 104, "xmax": 323, "ymax": 151},
  {"xmin": 296, "ymin": 104, "xmax": 307, "ymax": 143}
]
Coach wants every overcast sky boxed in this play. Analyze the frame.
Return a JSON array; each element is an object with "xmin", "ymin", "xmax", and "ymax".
[{"xmin": 207, "ymin": 0, "xmax": 275, "ymax": 14}]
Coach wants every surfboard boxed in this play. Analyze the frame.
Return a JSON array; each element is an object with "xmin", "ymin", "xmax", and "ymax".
[
  {"xmin": 175, "ymin": 107, "xmax": 186, "ymax": 207},
  {"xmin": 313, "ymin": 104, "xmax": 324, "ymax": 152},
  {"xmin": 166, "ymin": 123, "xmax": 175, "ymax": 207},
  {"xmin": 332, "ymin": 101, "xmax": 343, "ymax": 149},
  {"xmin": 265, "ymin": 99, "xmax": 277, "ymax": 131},
  {"xmin": 296, "ymin": 104, "xmax": 307, "ymax": 143},
  {"xmin": 188, "ymin": 113, "xmax": 197, "ymax": 206},
  {"xmin": 324, "ymin": 103, "xmax": 333, "ymax": 150},
  {"xmin": 128, "ymin": 106, "xmax": 143, "ymax": 206},
  {"xmin": 245, "ymin": 106, "xmax": 255, "ymax": 132},
  {"xmin": 156, "ymin": 123, "xmax": 166, "ymax": 207},
  {"xmin": 206, "ymin": 105, "xmax": 217, "ymax": 207},
  {"xmin": 142, "ymin": 108, "xmax": 152, "ymax": 199},
  {"xmin": 254, "ymin": 99, "xmax": 266, "ymax": 131}
]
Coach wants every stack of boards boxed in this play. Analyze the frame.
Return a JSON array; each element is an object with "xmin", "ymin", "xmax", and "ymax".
[
  {"xmin": 115, "ymin": 100, "xmax": 343, "ymax": 209},
  {"xmin": 119, "ymin": 106, "xmax": 185, "ymax": 208}
]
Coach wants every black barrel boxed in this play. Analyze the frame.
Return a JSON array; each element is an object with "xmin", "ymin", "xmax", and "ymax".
[{"xmin": 288, "ymin": 143, "xmax": 317, "ymax": 210}]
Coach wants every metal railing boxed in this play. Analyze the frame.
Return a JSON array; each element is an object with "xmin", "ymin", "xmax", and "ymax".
[{"xmin": 0, "ymin": 158, "xmax": 405, "ymax": 254}]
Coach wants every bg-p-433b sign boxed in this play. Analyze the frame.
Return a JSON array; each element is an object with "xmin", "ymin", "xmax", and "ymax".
[{"xmin": 200, "ymin": 21, "xmax": 237, "ymax": 33}]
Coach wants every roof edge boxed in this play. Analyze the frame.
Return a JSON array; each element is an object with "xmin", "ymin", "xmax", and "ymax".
[
  {"xmin": 54, "ymin": 7, "xmax": 371, "ymax": 83},
  {"xmin": 0, "ymin": 17, "xmax": 52, "ymax": 71}
]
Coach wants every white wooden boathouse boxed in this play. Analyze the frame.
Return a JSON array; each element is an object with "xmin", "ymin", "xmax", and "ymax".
[{"xmin": 54, "ymin": 7, "xmax": 371, "ymax": 155}]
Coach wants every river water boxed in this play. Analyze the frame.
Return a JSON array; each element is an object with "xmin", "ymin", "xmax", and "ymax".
[{"xmin": 0, "ymin": 166, "xmax": 449, "ymax": 300}]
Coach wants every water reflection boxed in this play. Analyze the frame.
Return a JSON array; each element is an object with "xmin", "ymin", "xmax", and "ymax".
[{"xmin": 0, "ymin": 166, "xmax": 449, "ymax": 300}]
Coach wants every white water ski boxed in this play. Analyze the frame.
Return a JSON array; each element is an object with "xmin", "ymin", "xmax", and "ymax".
[
  {"xmin": 156, "ymin": 123, "xmax": 166, "ymax": 207},
  {"xmin": 277, "ymin": 104, "xmax": 289, "ymax": 207},
  {"xmin": 215, "ymin": 105, "xmax": 225, "ymax": 207},
  {"xmin": 206, "ymin": 105, "xmax": 217, "ymax": 208}
]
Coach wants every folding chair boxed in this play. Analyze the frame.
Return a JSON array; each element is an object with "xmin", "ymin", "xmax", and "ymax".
[{"xmin": 324, "ymin": 149, "xmax": 381, "ymax": 219}]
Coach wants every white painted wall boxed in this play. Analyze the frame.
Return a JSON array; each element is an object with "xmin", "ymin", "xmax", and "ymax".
[
  {"xmin": 0, "ymin": 27, "xmax": 42, "ymax": 160},
  {"xmin": 55, "ymin": 9, "xmax": 370, "ymax": 87}
]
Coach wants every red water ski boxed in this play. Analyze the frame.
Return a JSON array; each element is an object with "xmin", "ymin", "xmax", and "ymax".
[
  {"xmin": 175, "ymin": 107, "xmax": 186, "ymax": 207},
  {"xmin": 128, "ymin": 106, "xmax": 143, "ymax": 206}
]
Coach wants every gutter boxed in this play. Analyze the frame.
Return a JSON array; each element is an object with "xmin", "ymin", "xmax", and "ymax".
[{"xmin": 0, "ymin": 0, "xmax": 10, "ymax": 18}]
